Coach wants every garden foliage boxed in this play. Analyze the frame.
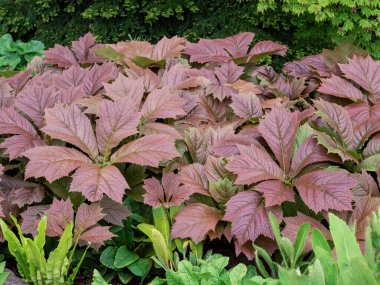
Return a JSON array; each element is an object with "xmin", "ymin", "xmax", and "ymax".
[
  {"xmin": 0, "ymin": 34, "xmax": 44, "ymax": 75},
  {"xmin": 3, "ymin": 0, "xmax": 380, "ymax": 60},
  {"xmin": 0, "ymin": 32, "xmax": 380, "ymax": 283}
]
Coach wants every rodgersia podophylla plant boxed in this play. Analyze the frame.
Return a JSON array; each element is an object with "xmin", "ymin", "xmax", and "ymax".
[{"xmin": 0, "ymin": 32, "xmax": 379, "ymax": 262}]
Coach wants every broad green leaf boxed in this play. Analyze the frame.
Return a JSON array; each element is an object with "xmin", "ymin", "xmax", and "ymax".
[
  {"xmin": 277, "ymin": 268, "xmax": 308, "ymax": 285},
  {"xmin": 358, "ymin": 153, "xmax": 380, "ymax": 171},
  {"xmin": 114, "ymin": 246, "xmax": 139, "ymax": 269},
  {"xmin": 166, "ymin": 269, "xmax": 188, "ymax": 285},
  {"xmin": 308, "ymin": 260, "xmax": 326, "ymax": 285},
  {"xmin": 100, "ymin": 247, "xmax": 117, "ymax": 269},
  {"xmin": 127, "ymin": 258, "xmax": 152, "ymax": 277},
  {"xmin": 348, "ymin": 257, "xmax": 377, "ymax": 285},
  {"xmin": 328, "ymin": 213, "xmax": 363, "ymax": 270},
  {"xmin": 117, "ymin": 271, "xmax": 133, "ymax": 284},
  {"xmin": 153, "ymin": 207, "xmax": 170, "ymax": 243},
  {"xmin": 229, "ymin": 263, "xmax": 247, "ymax": 284}
]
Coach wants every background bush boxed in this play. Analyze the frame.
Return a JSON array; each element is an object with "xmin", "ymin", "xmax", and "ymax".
[
  {"xmin": 0, "ymin": 0, "xmax": 336, "ymax": 62},
  {"xmin": 3, "ymin": 0, "xmax": 378, "ymax": 60}
]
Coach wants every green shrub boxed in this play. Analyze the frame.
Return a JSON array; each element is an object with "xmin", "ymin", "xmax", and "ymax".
[
  {"xmin": 0, "ymin": 34, "xmax": 44, "ymax": 74},
  {"xmin": 0, "ymin": 0, "xmax": 334, "ymax": 62},
  {"xmin": 258, "ymin": 0, "xmax": 380, "ymax": 58}
]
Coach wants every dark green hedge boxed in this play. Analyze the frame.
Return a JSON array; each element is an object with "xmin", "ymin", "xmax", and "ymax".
[{"xmin": 0, "ymin": 0, "xmax": 334, "ymax": 62}]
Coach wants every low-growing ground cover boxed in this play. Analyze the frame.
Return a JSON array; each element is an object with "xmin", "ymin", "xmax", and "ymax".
[{"xmin": 0, "ymin": 32, "xmax": 379, "ymax": 284}]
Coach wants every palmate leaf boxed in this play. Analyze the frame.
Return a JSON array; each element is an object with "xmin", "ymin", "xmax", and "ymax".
[
  {"xmin": 70, "ymin": 164, "xmax": 128, "ymax": 203},
  {"xmin": 15, "ymin": 84, "xmax": 57, "ymax": 127},
  {"xmin": 178, "ymin": 163, "xmax": 210, "ymax": 196},
  {"xmin": 143, "ymin": 172, "xmax": 194, "ymax": 208},
  {"xmin": 339, "ymin": 55, "xmax": 380, "ymax": 104},
  {"xmin": 290, "ymin": 136, "xmax": 341, "ymax": 177},
  {"xmin": 226, "ymin": 144, "xmax": 283, "ymax": 185},
  {"xmin": 103, "ymin": 74, "xmax": 145, "ymax": 103},
  {"xmin": 44, "ymin": 44, "xmax": 78, "ymax": 68},
  {"xmin": 224, "ymin": 191, "xmax": 282, "ymax": 244},
  {"xmin": 141, "ymin": 88, "xmax": 187, "ymax": 121},
  {"xmin": 171, "ymin": 203, "xmax": 222, "ymax": 243},
  {"xmin": 184, "ymin": 32, "xmax": 287, "ymax": 64},
  {"xmin": 112, "ymin": 36, "xmax": 185, "ymax": 65},
  {"xmin": 314, "ymin": 99, "xmax": 354, "ymax": 148},
  {"xmin": 295, "ymin": 169, "xmax": 357, "ymax": 213},
  {"xmin": 230, "ymin": 92, "xmax": 263, "ymax": 119},
  {"xmin": 99, "ymin": 197, "xmax": 131, "ymax": 226}
]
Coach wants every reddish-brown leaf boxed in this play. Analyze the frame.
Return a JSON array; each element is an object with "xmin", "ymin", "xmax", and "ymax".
[
  {"xmin": 24, "ymin": 146, "xmax": 92, "ymax": 182},
  {"xmin": 226, "ymin": 144, "xmax": 283, "ymax": 185},
  {"xmin": 255, "ymin": 180, "xmax": 294, "ymax": 207},
  {"xmin": 224, "ymin": 191, "xmax": 282, "ymax": 244},
  {"xmin": 259, "ymin": 105, "xmax": 299, "ymax": 172},
  {"xmin": 111, "ymin": 135, "xmax": 178, "ymax": 167},
  {"xmin": 171, "ymin": 203, "xmax": 222, "ymax": 243},
  {"xmin": 44, "ymin": 44, "xmax": 78, "ymax": 68},
  {"xmin": 70, "ymin": 164, "xmax": 128, "ymax": 203},
  {"xmin": 295, "ymin": 169, "xmax": 356, "ymax": 213}
]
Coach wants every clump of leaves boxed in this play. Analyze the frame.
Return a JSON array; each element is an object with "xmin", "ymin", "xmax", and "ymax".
[
  {"xmin": 0, "ymin": 215, "xmax": 88, "ymax": 285},
  {"xmin": 0, "ymin": 34, "xmax": 44, "ymax": 75}
]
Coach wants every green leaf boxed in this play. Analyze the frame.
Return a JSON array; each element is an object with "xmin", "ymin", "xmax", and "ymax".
[
  {"xmin": 34, "ymin": 215, "xmax": 47, "ymax": 251},
  {"xmin": 46, "ymin": 222, "xmax": 73, "ymax": 284},
  {"xmin": 308, "ymin": 260, "xmax": 326, "ymax": 285},
  {"xmin": 114, "ymin": 246, "xmax": 139, "ymax": 269},
  {"xmin": 100, "ymin": 247, "xmax": 117, "ymax": 269},
  {"xmin": 329, "ymin": 213, "xmax": 376, "ymax": 285},
  {"xmin": 311, "ymin": 229, "xmax": 337, "ymax": 285},
  {"xmin": 91, "ymin": 269, "xmax": 110, "ymax": 285},
  {"xmin": 292, "ymin": 123, "xmax": 313, "ymax": 157},
  {"xmin": 166, "ymin": 269, "xmax": 188, "ymax": 285},
  {"xmin": 137, "ymin": 223, "xmax": 172, "ymax": 268},
  {"xmin": 229, "ymin": 263, "xmax": 247, "ymax": 284},
  {"xmin": 93, "ymin": 47, "xmax": 125, "ymax": 63},
  {"xmin": 153, "ymin": 207, "xmax": 171, "ymax": 243},
  {"xmin": 125, "ymin": 164, "xmax": 147, "ymax": 187},
  {"xmin": 209, "ymin": 178, "xmax": 238, "ymax": 205},
  {"xmin": 253, "ymin": 245, "xmax": 276, "ymax": 277},
  {"xmin": 131, "ymin": 56, "xmax": 165, "ymax": 68},
  {"xmin": 292, "ymin": 222, "xmax": 310, "ymax": 266},
  {"xmin": 127, "ymin": 258, "xmax": 152, "ymax": 277},
  {"xmin": 277, "ymin": 268, "xmax": 308, "ymax": 285},
  {"xmin": 0, "ymin": 219, "xmax": 29, "ymax": 280},
  {"xmin": 117, "ymin": 271, "xmax": 133, "ymax": 284},
  {"xmin": 349, "ymin": 257, "xmax": 377, "ymax": 285},
  {"xmin": 358, "ymin": 153, "xmax": 380, "ymax": 171}
]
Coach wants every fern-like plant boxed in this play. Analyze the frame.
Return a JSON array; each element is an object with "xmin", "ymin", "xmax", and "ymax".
[{"xmin": 0, "ymin": 215, "xmax": 89, "ymax": 285}]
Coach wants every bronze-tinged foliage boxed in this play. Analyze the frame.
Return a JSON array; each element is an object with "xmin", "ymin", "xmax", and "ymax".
[{"xmin": 0, "ymin": 33, "xmax": 379, "ymax": 261}]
